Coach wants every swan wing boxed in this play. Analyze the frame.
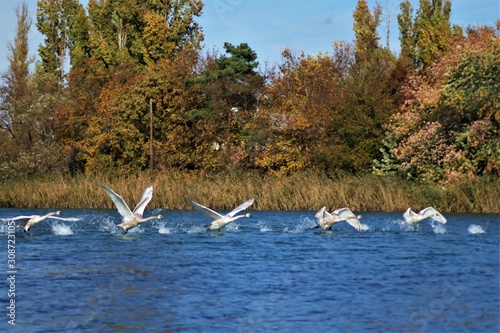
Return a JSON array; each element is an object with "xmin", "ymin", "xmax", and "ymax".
[
  {"xmin": 100, "ymin": 184, "xmax": 134, "ymax": 220},
  {"xmin": 226, "ymin": 199, "xmax": 254, "ymax": 217},
  {"xmin": 315, "ymin": 206, "xmax": 334, "ymax": 228},
  {"xmin": 420, "ymin": 207, "xmax": 447, "ymax": 224},
  {"xmin": 132, "ymin": 186, "xmax": 154, "ymax": 217},
  {"xmin": 1, "ymin": 215, "xmax": 33, "ymax": 222},
  {"xmin": 187, "ymin": 199, "xmax": 223, "ymax": 221},
  {"xmin": 315, "ymin": 207, "xmax": 326, "ymax": 221},
  {"xmin": 333, "ymin": 207, "xmax": 362, "ymax": 230},
  {"xmin": 333, "ymin": 208, "xmax": 355, "ymax": 220},
  {"xmin": 47, "ymin": 216, "xmax": 81, "ymax": 222},
  {"xmin": 403, "ymin": 207, "xmax": 416, "ymax": 223}
]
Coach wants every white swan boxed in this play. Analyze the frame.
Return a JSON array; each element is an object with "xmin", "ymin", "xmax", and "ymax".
[
  {"xmin": 2, "ymin": 211, "xmax": 81, "ymax": 234},
  {"xmin": 314, "ymin": 207, "xmax": 362, "ymax": 231},
  {"xmin": 187, "ymin": 198, "xmax": 254, "ymax": 232},
  {"xmin": 100, "ymin": 184, "xmax": 162, "ymax": 234},
  {"xmin": 403, "ymin": 207, "xmax": 447, "ymax": 224}
]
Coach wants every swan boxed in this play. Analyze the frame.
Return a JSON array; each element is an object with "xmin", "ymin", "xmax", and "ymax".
[
  {"xmin": 403, "ymin": 207, "xmax": 447, "ymax": 224},
  {"xmin": 100, "ymin": 184, "xmax": 162, "ymax": 234},
  {"xmin": 314, "ymin": 207, "xmax": 362, "ymax": 231},
  {"xmin": 2, "ymin": 211, "xmax": 81, "ymax": 234},
  {"xmin": 187, "ymin": 198, "xmax": 254, "ymax": 232}
]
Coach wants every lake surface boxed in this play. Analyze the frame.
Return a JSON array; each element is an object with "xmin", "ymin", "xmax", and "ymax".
[{"xmin": 1, "ymin": 208, "xmax": 498, "ymax": 332}]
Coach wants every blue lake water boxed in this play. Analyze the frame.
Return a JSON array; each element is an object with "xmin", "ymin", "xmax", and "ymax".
[{"xmin": 0, "ymin": 208, "xmax": 499, "ymax": 332}]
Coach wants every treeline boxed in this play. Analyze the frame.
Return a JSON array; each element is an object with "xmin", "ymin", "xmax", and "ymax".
[{"xmin": 0, "ymin": 0, "xmax": 498, "ymax": 187}]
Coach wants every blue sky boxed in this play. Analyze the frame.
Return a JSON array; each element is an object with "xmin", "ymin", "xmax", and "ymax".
[{"xmin": 0, "ymin": 0, "xmax": 498, "ymax": 73}]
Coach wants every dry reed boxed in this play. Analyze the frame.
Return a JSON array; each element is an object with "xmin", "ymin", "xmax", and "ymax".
[{"xmin": 0, "ymin": 171, "xmax": 498, "ymax": 213}]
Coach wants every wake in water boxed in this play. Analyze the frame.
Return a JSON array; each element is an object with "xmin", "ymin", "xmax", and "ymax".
[{"xmin": 468, "ymin": 224, "xmax": 485, "ymax": 234}]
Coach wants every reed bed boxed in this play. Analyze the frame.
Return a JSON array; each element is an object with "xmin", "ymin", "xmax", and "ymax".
[{"xmin": 0, "ymin": 171, "xmax": 498, "ymax": 213}]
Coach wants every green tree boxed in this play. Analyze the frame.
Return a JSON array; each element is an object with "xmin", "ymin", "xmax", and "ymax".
[
  {"xmin": 352, "ymin": 0, "xmax": 382, "ymax": 64},
  {"xmin": 86, "ymin": 0, "xmax": 204, "ymax": 68},
  {"xmin": 141, "ymin": 0, "xmax": 204, "ymax": 64},
  {"xmin": 36, "ymin": 0, "xmax": 85, "ymax": 80},
  {"xmin": 413, "ymin": 0, "xmax": 453, "ymax": 71},
  {"xmin": 189, "ymin": 43, "xmax": 265, "ymax": 170},
  {"xmin": 397, "ymin": 0, "xmax": 415, "ymax": 63}
]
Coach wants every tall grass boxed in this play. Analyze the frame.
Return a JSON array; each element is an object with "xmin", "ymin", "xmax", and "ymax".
[{"xmin": 0, "ymin": 171, "xmax": 498, "ymax": 213}]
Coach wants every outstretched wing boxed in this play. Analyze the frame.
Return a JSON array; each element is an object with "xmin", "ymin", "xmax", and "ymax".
[
  {"xmin": 1, "ymin": 215, "xmax": 33, "ymax": 222},
  {"xmin": 187, "ymin": 199, "xmax": 223, "ymax": 221},
  {"xmin": 226, "ymin": 199, "xmax": 254, "ymax": 217},
  {"xmin": 133, "ymin": 186, "xmax": 154, "ymax": 216},
  {"xmin": 47, "ymin": 216, "xmax": 81, "ymax": 222},
  {"xmin": 420, "ymin": 207, "xmax": 447, "ymax": 224},
  {"xmin": 100, "ymin": 184, "xmax": 134, "ymax": 220},
  {"xmin": 333, "ymin": 207, "xmax": 362, "ymax": 230},
  {"xmin": 0, "ymin": 216, "xmax": 32, "ymax": 228}
]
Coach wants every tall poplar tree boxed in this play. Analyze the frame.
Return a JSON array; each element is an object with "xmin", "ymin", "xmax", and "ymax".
[
  {"xmin": 0, "ymin": 3, "xmax": 34, "ymax": 142},
  {"xmin": 352, "ymin": 0, "xmax": 382, "ymax": 64},
  {"xmin": 398, "ymin": 0, "xmax": 414, "ymax": 63},
  {"xmin": 36, "ymin": 0, "xmax": 86, "ymax": 80},
  {"xmin": 398, "ymin": 0, "xmax": 454, "ymax": 71},
  {"xmin": 87, "ymin": 0, "xmax": 204, "ymax": 67}
]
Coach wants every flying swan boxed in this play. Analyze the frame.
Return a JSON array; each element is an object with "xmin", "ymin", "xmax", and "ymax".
[
  {"xmin": 314, "ymin": 207, "xmax": 363, "ymax": 231},
  {"xmin": 1, "ymin": 211, "xmax": 81, "ymax": 234},
  {"xmin": 100, "ymin": 184, "xmax": 162, "ymax": 234},
  {"xmin": 187, "ymin": 198, "xmax": 254, "ymax": 232},
  {"xmin": 403, "ymin": 207, "xmax": 447, "ymax": 224}
]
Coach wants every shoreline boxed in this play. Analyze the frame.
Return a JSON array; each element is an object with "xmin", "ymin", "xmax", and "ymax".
[{"xmin": 0, "ymin": 172, "xmax": 498, "ymax": 213}]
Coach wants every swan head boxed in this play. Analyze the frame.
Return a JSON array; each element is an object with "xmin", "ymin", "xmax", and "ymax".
[
  {"xmin": 244, "ymin": 213, "xmax": 250, "ymax": 218},
  {"xmin": 53, "ymin": 211, "xmax": 61, "ymax": 216},
  {"xmin": 357, "ymin": 215, "xmax": 362, "ymax": 219},
  {"xmin": 157, "ymin": 214, "xmax": 163, "ymax": 219}
]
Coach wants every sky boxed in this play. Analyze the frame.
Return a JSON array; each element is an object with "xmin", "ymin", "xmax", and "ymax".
[{"xmin": 0, "ymin": 0, "xmax": 498, "ymax": 73}]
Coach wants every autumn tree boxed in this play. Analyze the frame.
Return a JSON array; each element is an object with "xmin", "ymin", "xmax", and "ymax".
[
  {"xmin": 57, "ymin": 0, "xmax": 205, "ymax": 173},
  {"xmin": 1, "ymin": 3, "xmax": 71, "ymax": 177},
  {"xmin": 0, "ymin": 3, "xmax": 33, "ymax": 138},
  {"xmin": 382, "ymin": 24, "xmax": 499, "ymax": 183},
  {"xmin": 0, "ymin": 3, "xmax": 34, "ymax": 178}
]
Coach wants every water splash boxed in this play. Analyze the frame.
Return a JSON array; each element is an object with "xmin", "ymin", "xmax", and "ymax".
[
  {"xmin": 388, "ymin": 219, "xmax": 416, "ymax": 232},
  {"xmin": 468, "ymin": 224, "xmax": 485, "ymax": 234},
  {"xmin": 51, "ymin": 223, "xmax": 74, "ymax": 235},
  {"xmin": 430, "ymin": 221, "xmax": 447, "ymax": 234},
  {"xmin": 127, "ymin": 226, "xmax": 144, "ymax": 234},
  {"xmin": 98, "ymin": 218, "xmax": 120, "ymax": 233},
  {"xmin": 360, "ymin": 224, "xmax": 371, "ymax": 231},
  {"xmin": 186, "ymin": 225, "xmax": 205, "ymax": 234},
  {"xmin": 225, "ymin": 223, "xmax": 241, "ymax": 232},
  {"xmin": 157, "ymin": 222, "xmax": 175, "ymax": 234},
  {"xmin": 255, "ymin": 221, "xmax": 273, "ymax": 232}
]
